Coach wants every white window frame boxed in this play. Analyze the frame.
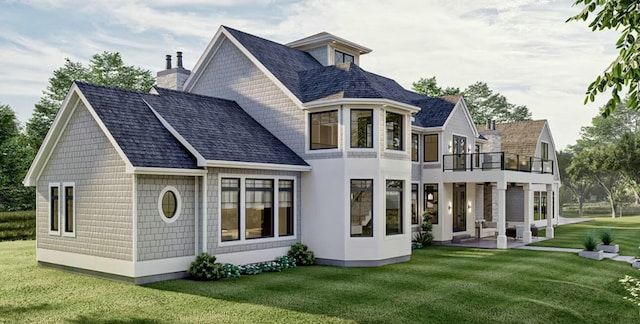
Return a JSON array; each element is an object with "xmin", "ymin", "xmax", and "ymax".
[
  {"xmin": 346, "ymin": 107, "xmax": 377, "ymax": 152},
  {"xmin": 158, "ymin": 186, "xmax": 182, "ymax": 224},
  {"xmin": 382, "ymin": 107, "xmax": 410, "ymax": 156},
  {"xmin": 305, "ymin": 107, "xmax": 342, "ymax": 154},
  {"xmin": 62, "ymin": 182, "xmax": 76, "ymax": 237},
  {"xmin": 217, "ymin": 174, "xmax": 297, "ymax": 247},
  {"xmin": 48, "ymin": 182, "xmax": 61, "ymax": 236},
  {"xmin": 383, "ymin": 177, "xmax": 407, "ymax": 239}
]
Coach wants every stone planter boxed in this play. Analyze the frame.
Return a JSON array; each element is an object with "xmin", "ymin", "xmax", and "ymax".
[
  {"xmin": 633, "ymin": 259, "xmax": 640, "ymax": 269},
  {"xmin": 578, "ymin": 250, "xmax": 604, "ymax": 260},
  {"xmin": 597, "ymin": 244, "xmax": 619, "ymax": 253}
]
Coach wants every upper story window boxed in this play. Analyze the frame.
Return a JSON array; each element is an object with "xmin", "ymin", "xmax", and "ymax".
[
  {"xmin": 350, "ymin": 109, "xmax": 373, "ymax": 148},
  {"xmin": 424, "ymin": 134, "xmax": 438, "ymax": 162},
  {"xmin": 411, "ymin": 134, "xmax": 419, "ymax": 161},
  {"xmin": 335, "ymin": 50, "xmax": 354, "ymax": 64},
  {"xmin": 541, "ymin": 142, "xmax": 549, "ymax": 160},
  {"xmin": 310, "ymin": 110, "xmax": 338, "ymax": 150},
  {"xmin": 385, "ymin": 112, "xmax": 403, "ymax": 150}
]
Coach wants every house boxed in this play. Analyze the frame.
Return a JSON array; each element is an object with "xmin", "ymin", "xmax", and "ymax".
[{"xmin": 24, "ymin": 26, "xmax": 560, "ymax": 284}]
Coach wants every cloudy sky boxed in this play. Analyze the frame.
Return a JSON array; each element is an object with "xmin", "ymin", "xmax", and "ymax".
[{"xmin": 0, "ymin": 0, "xmax": 618, "ymax": 149}]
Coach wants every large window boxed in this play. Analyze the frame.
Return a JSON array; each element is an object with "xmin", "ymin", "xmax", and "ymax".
[
  {"xmin": 411, "ymin": 134, "xmax": 419, "ymax": 161},
  {"xmin": 351, "ymin": 179, "xmax": 373, "ymax": 237},
  {"xmin": 245, "ymin": 179, "xmax": 274, "ymax": 239},
  {"xmin": 533, "ymin": 192, "xmax": 540, "ymax": 221},
  {"xmin": 541, "ymin": 142, "xmax": 549, "ymax": 160},
  {"xmin": 424, "ymin": 134, "xmax": 438, "ymax": 162},
  {"xmin": 221, "ymin": 178, "xmax": 240, "ymax": 242},
  {"xmin": 386, "ymin": 180, "xmax": 404, "ymax": 235},
  {"xmin": 350, "ymin": 109, "xmax": 373, "ymax": 148},
  {"xmin": 335, "ymin": 50, "xmax": 354, "ymax": 64},
  {"xmin": 278, "ymin": 180, "xmax": 294, "ymax": 237},
  {"xmin": 424, "ymin": 184, "xmax": 438, "ymax": 224},
  {"xmin": 411, "ymin": 184, "xmax": 419, "ymax": 225},
  {"xmin": 50, "ymin": 185, "xmax": 59, "ymax": 233},
  {"xmin": 386, "ymin": 112, "xmax": 403, "ymax": 150},
  {"xmin": 63, "ymin": 184, "xmax": 75, "ymax": 234},
  {"xmin": 310, "ymin": 110, "xmax": 338, "ymax": 150}
]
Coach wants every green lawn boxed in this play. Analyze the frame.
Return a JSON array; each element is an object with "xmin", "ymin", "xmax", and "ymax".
[
  {"xmin": 532, "ymin": 215, "xmax": 640, "ymax": 256},
  {"xmin": 1, "ymin": 241, "xmax": 640, "ymax": 323},
  {"xmin": 0, "ymin": 210, "xmax": 35, "ymax": 242}
]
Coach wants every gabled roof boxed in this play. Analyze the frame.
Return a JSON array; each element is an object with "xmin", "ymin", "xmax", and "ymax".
[
  {"xmin": 477, "ymin": 120, "xmax": 547, "ymax": 156},
  {"xmin": 412, "ymin": 97, "xmax": 457, "ymax": 128},
  {"xmin": 286, "ymin": 31, "xmax": 372, "ymax": 54}
]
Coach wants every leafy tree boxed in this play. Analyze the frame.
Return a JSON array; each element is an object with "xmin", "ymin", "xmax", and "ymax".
[
  {"xmin": 568, "ymin": 0, "xmax": 640, "ymax": 117},
  {"xmin": 26, "ymin": 52, "xmax": 154, "ymax": 150},
  {"xmin": 412, "ymin": 77, "xmax": 532, "ymax": 123},
  {"xmin": 558, "ymin": 149, "xmax": 592, "ymax": 216}
]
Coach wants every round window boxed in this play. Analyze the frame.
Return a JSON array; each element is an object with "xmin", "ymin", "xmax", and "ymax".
[{"xmin": 158, "ymin": 186, "xmax": 181, "ymax": 223}]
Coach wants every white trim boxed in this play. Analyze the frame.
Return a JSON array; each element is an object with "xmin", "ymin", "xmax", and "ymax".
[
  {"xmin": 183, "ymin": 27, "xmax": 225, "ymax": 91},
  {"xmin": 442, "ymin": 98, "xmax": 480, "ymax": 139},
  {"xmin": 214, "ymin": 246, "xmax": 290, "ymax": 265},
  {"xmin": 286, "ymin": 32, "xmax": 372, "ymax": 54},
  {"xmin": 61, "ymin": 182, "xmax": 76, "ymax": 237},
  {"xmin": 135, "ymin": 255, "xmax": 195, "ymax": 277},
  {"xmin": 205, "ymin": 160, "xmax": 311, "ymax": 172},
  {"xmin": 412, "ymin": 125, "xmax": 444, "ymax": 132},
  {"xmin": 132, "ymin": 175, "xmax": 138, "ymax": 262},
  {"xmin": 158, "ymin": 186, "xmax": 182, "ymax": 223},
  {"xmin": 202, "ymin": 173, "xmax": 208, "ymax": 253},
  {"xmin": 48, "ymin": 182, "xmax": 61, "ymax": 236},
  {"xmin": 303, "ymin": 98, "xmax": 420, "ymax": 113},
  {"xmin": 37, "ymin": 248, "xmax": 134, "ymax": 277},
  {"xmin": 217, "ymin": 174, "xmax": 297, "ymax": 247},
  {"xmin": 194, "ymin": 177, "xmax": 199, "ymax": 255},
  {"xmin": 131, "ymin": 167, "xmax": 207, "ymax": 176}
]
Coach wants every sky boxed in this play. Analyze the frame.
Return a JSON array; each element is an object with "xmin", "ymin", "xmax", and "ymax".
[{"xmin": 0, "ymin": 0, "xmax": 619, "ymax": 149}]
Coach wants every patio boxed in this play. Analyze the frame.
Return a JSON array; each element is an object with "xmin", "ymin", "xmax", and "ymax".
[{"xmin": 438, "ymin": 236, "xmax": 549, "ymax": 249}]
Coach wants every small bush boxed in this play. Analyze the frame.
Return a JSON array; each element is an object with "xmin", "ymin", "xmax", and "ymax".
[
  {"xmin": 583, "ymin": 233, "xmax": 598, "ymax": 251},
  {"xmin": 188, "ymin": 253, "xmax": 225, "ymax": 281},
  {"xmin": 413, "ymin": 232, "xmax": 433, "ymax": 246},
  {"xmin": 276, "ymin": 256, "xmax": 297, "ymax": 269},
  {"xmin": 223, "ymin": 263, "xmax": 241, "ymax": 279},
  {"xmin": 411, "ymin": 242, "xmax": 423, "ymax": 250},
  {"xmin": 599, "ymin": 228, "xmax": 614, "ymax": 245},
  {"xmin": 239, "ymin": 263, "xmax": 263, "ymax": 275},
  {"xmin": 288, "ymin": 243, "xmax": 315, "ymax": 266}
]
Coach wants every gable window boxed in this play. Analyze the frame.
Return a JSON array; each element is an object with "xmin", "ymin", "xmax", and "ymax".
[
  {"xmin": 245, "ymin": 179, "xmax": 274, "ymax": 239},
  {"xmin": 278, "ymin": 180, "xmax": 294, "ymax": 237},
  {"xmin": 411, "ymin": 184, "xmax": 419, "ymax": 225},
  {"xmin": 221, "ymin": 178, "xmax": 240, "ymax": 242},
  {"xmin": 350, "ymin": 109, "xmax": 373, "ymax": 148},
  {"xmin": 424, "ymin": 184, "xmax": 438, "ymax": 224},
  {"xmin": 541, "ymin": 142, "xmax": 549, "ymax": 160},
  {"xmin": 411, "ymin": 134, "xmax": 419, "ymax": 161},
  {"xmin": 351, "ymin": 179, "xmax": 373, "ymax": 237},
  {"xmin": 49, "ymin": 184, "xmax": 60, "ymax": 234},
  {"xmin": 424, "ymin": 134, "xmax": 438, "ymax": 162},
  {"xmin": 63, "ymin": 184, "xmax": 75, "ymax": 235},
  {"xmin": 335, "ymin": 50, "xmax": 354, "ymax": 64},
  {"xmin": 310, "ymin": 110, "xmax": 338, "ymax": 150},
  {"xmin": 386, "ymin": 180, "xmax": 404, "ymax": 235},
  {"xmin": 385, "ymin": 112, "xmax": 403, "ymax": 150}
]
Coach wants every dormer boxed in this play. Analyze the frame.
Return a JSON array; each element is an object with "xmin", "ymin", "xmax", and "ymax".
[{"xmin": 287, "ymin": 32, "xmax": 372, "ymax": 67}]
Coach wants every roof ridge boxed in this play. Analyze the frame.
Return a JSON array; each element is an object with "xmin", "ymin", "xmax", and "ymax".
[
  {"xmin": 152, "ymin": 86, "xmax": 237, "ymax": 104},
  {"xmin": 74, "ymin": 81, "xmax": 153, "ymax": 96}
]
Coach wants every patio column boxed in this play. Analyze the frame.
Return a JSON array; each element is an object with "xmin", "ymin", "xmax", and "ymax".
[
  {"xmin": 522, "ymin": 183, "xmax": 533, "ymax": 243},
  {"xmin": 546, "ymin": 184, "xmax": 554, "ymax": 238},
  {"xmin": 497, "ymin": 181, "xmax": 507, "ymax": 249}
]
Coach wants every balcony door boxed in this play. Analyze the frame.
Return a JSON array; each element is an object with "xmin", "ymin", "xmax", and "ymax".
[
  {"xmin": 452, "ymin": 135, "xmax": 467, "ymax": 170},
  {"xmin": 453, "ymin": 183, "xmax": 467, "ymax": 232}
]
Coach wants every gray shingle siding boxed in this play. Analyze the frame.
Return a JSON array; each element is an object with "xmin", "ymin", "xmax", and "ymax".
[
  {"xmin": 37, "ymin": 103, "xmax": 133, "ymax": 261},
  {"xmin": 136, "ymin": 175, "xmax": 196, "ymax": 261}
]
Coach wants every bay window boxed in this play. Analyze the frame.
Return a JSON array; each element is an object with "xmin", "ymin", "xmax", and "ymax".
[
  {"xmin": 351, "ymin": 109, "xmax": 373, "ymax": 148},
  {"xmin": 310, "ymin": 110, "xmax": 338, "ymax": 150},
  {"xmin": 386, "ymin": 180, "xmax": 403, "ymax": 235},
  {"xmin": 386, "ymin": 112, "xmax": 403, "ymax": 150}
]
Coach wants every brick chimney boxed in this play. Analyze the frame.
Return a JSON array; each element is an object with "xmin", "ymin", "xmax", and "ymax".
[{"xmin": 156, "ymin": 51, "xmax": 191, "ymax": 91}]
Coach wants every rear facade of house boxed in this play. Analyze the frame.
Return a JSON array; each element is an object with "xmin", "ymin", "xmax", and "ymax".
[{"xmin": 24, "ymin": 26, "xmax": 560, "ymax": 283}]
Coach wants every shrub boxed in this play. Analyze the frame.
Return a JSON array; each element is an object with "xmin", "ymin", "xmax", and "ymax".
[
  {"xmin": 276, "ymin": 256, "xmax": 297, "ymax": 269},
  {"xmin": 619, "ymin": 275, "xmax": 640, "ymax": 306},
  {"xmin": 188, "ymin": 253, "xmax": 225, "ymax": 281},
  {"xmin": 411, "ymin": 242, "xmax": 423, "ymax": 250},
  {"xmin": 288, "ymin": 243, "xmax": 315, "ymax": 266},
  {"xmin": 413, "ymin": 231, "xmax": 433, "ymax": 246},
  {"xmin": 239, "ymin": 264, "xmax": 263, "ymax": 275},
  {"xmin": 223, "ymin": 263, "xmax": 241, "ymax": 279},
  {"xmin": 583, "ymin": 233, "xmax": 598, "ymax": 251},
  {"xmin": 599, "ymin": 228, "xmax": 614, "ymax": 245},
  {"xmin": 421, "ymin": 213, "xmax": 433, "ymax": 232}
]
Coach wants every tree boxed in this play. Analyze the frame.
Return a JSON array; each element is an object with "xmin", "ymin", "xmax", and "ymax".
[
  {"xmin": 412, "ymin": 77, "xmax": 532, "ymax": 123},
  {"xmin": 0, "ymin": 103, "xmax": 18, "ymax": 144},
  {"xmin": 568, "ymin": 0, "xmax": 640, "ymax": 117},
  {"xmin": 558, "ymin": 149, "xmax": 592, "ymax": 216},
  {"xmin": 26, "ymin": 52, "xmax": 155, "ymax": 150}
]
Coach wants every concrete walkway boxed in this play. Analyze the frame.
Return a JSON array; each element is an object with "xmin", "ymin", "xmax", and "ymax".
[{"xmin": 517, "ymin": 245, "xmax": 636, "ymax": 264}]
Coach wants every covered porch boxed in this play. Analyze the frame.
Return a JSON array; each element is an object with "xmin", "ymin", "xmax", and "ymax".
[{"xmin": 439, "ymin": 236, "xmax": 550, "ymax": 249}]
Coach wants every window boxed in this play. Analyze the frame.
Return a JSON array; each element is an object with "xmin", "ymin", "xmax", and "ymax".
[
  {"xmin": 541, "ymin": 194, "xmax": 547, "ymax": 220},
  {"xmin": 411, "ymin": 184, "xmax": 419, "ymax": 225},
  {"xmin": 386, "ymin": 180, "xmax": 403, "ymax": 235},
  {"xmin": 310, "ymin": 110, "xmax": 338, "ymax": 150},
  {"xmin": 424, "ymin": 184, "xmax": 438, "ymax": 224},
  {"xmin": 351, "ymin": 179, "xmax": 373, "ymax": 237},
  {"xmin": 541, "ymin": 142, "xmax": 549, "ymax": 160},
  {"xmin": 221, "ymin": 178, "xmax": 240, "ymax": 241},
  {"xmin": 158, "ymin": 186, "xmax": 182, "ymax": 223},
  {"xmin": 474, "ymin": 144, "xmax": 481, "ymax": 168},
  {"xmin": 335, "ymin": 50, "xmax": 354, "ymax": 64},
  {"xmin": 49, "ymin": 185, "xmax": 59, "ymax": 233},
  {"xmin": 278, "ymin": 180, "xmax": 294, "ymax": 236},
  {"xmin": 162, "ymin": 192, "xmax": 177, "ymax": 218},
  {"xmin": 350, "ymin": 109, "xmax": 373, "ymax": 148},
  {"xmin": 411, "ymin": 134, "xmax": 419, "ymax": 161},
  {"xmin": 386, "ymin": 112, "xmax": 403, "ymax": 150},
  {"xmin": 63, "ymin": 184, "xmax": 75, "ymax": 234},
  {"xmin": 424, "ymin": 134, "xmax": 438, "ymax": 162},
  {"xmin": 533, "ymin": 192, "xmax": 540, "ymax": 221},
  {"xmin": 245, "ymin": 179, "xmax": 274, "ymax": 239}
]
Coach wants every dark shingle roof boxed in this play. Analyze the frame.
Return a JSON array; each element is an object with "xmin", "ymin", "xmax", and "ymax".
[
  {"xmin": 225, "ymin": 26, "xmax": 457, "ymax": 128},
  {"xmin": 76, "ymin": 82, "xmax": 198, "ymax": 169},
  {"xmin": 76, "ymin": 82, "xmax": 308, "ymax": 169}
]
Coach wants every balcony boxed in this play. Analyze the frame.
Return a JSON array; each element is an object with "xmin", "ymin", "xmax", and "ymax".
[{"xmin": 442, "ymin": 152, "xmax": 554, "ymax": 174}]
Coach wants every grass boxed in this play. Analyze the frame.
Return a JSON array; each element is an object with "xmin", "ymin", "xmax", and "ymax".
[
  {"xmin": 532, "ymin": 215, "xmax": 640, "ymax": 256},
  {"xmin": 0, "ymin": 210, "xmax": 35, "ymax": 242},
  {"xmin": 1, "ymin": 241, "xmax": 640, "ymax": 323}
]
